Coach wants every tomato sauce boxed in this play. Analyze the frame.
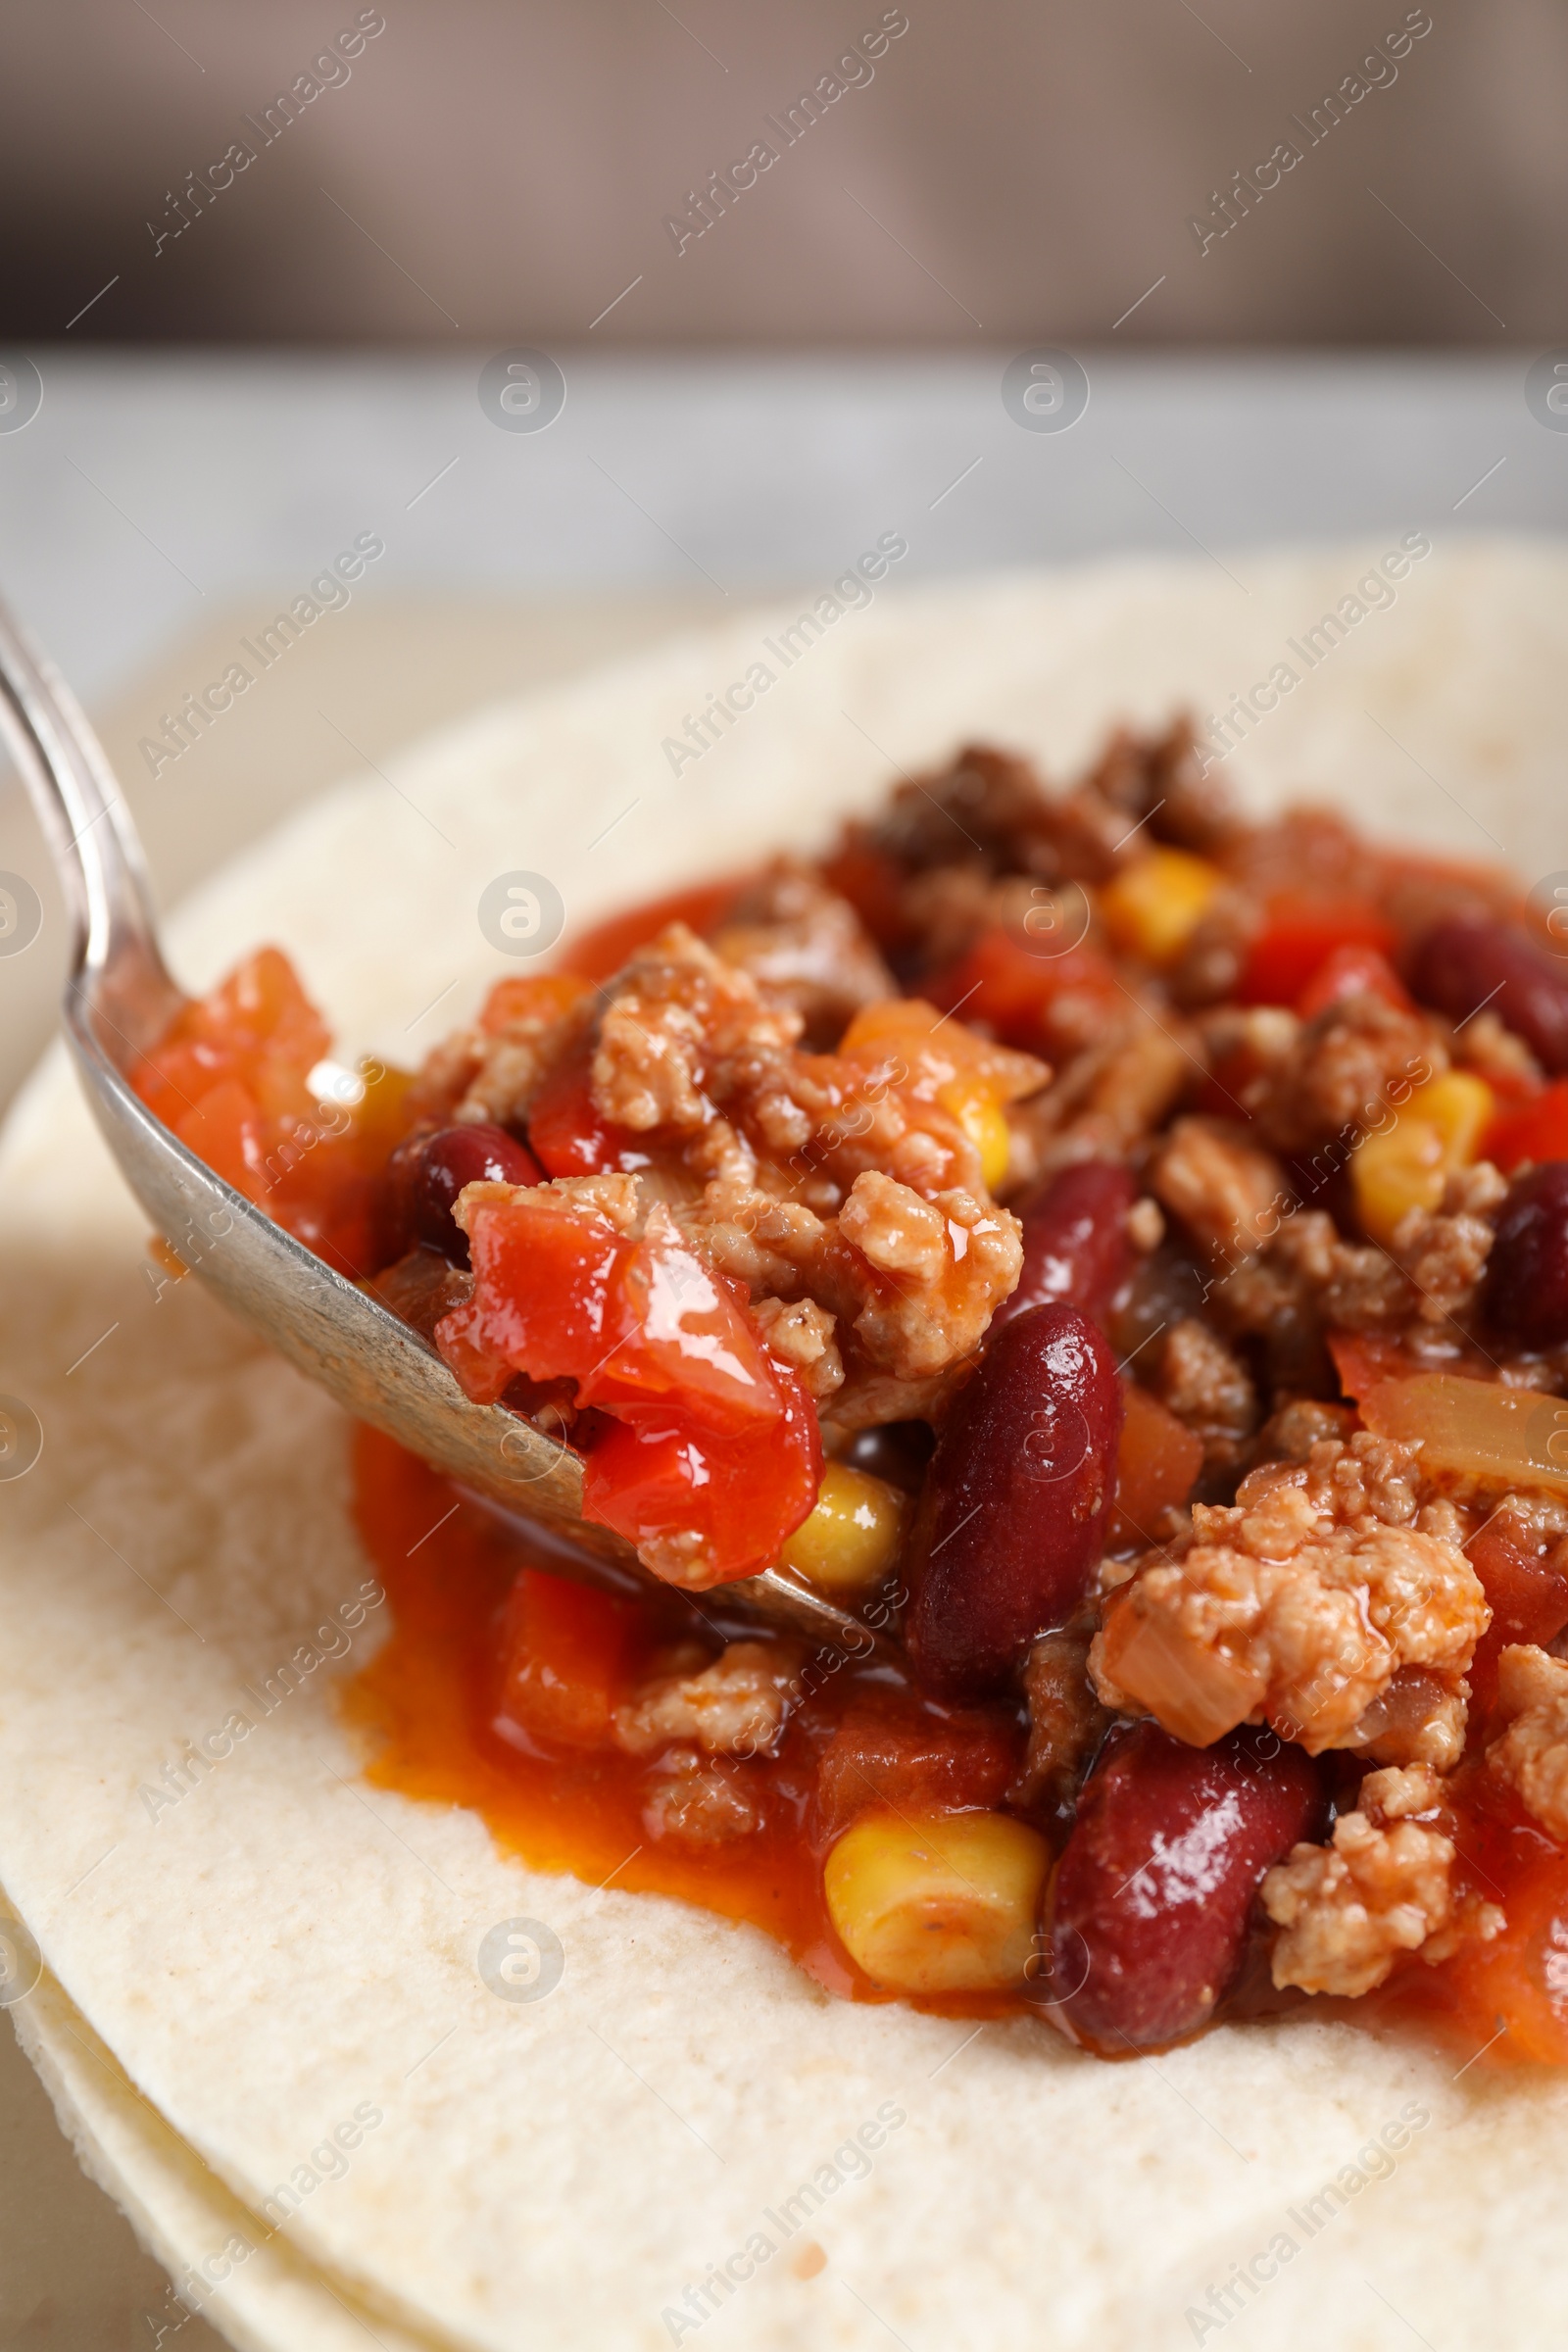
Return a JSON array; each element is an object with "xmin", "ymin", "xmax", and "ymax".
[{"xmin": 343, "ymin": 1427, "xmax": 1032, "ymax": 2019}]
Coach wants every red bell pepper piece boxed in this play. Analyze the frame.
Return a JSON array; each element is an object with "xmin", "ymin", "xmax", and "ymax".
[
  {"xmin": 1485, "ymin": 1081, "xmax": 1568, "ymax": 1174},
  {"xmin": 1236, "ymin": 897, "xmax": 1398, "ymax": 1009},
  {"xmin": 929, "ymin": 924, "xmax": 1121, "ymax": 1053},
  {"xmin": 1296, "ymin": 941, "xmax": 1413, "ymax": 1020},
  {"xmin": 435, "ymin": 1191, "xmax": 820, "ymax": 1584}
]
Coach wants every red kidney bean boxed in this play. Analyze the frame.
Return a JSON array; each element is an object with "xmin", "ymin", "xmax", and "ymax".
[
  {"xmin": 1485, "ymin": 1161, "xmax": 1568, "ymax": 1347},
  {"xmin": 1049, "ymin": 1721, "xmax": 1327, "ymax": 2053},
  {"xmin": 993, "ymin": 1159, "xmax": 1136, "ymax": 1334},
  {"xmin": 413, "ymin": 1123, "xmax": 541, "ymax": 1264},
  {"xmin": 1412, "ymin": 917, "xmax": 1568, "ymax": 1073},
  {"xmin": 907, "ymin": 1302, "xmax": 1122, "ymax": 1696}
]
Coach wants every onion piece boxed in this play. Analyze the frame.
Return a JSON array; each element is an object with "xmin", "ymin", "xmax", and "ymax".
[{"xmin": 1361, "ymin": 1372, "xmax": 1568, "ymax": 1493}]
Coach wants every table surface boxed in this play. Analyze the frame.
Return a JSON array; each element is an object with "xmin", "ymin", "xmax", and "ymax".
[{"xmin": 1, "ymin": 351, "xmax": 1564, "ymax": 2348}]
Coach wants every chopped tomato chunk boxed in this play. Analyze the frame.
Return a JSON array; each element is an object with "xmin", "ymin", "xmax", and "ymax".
[
  {"xmin": 558, "ymin": 878, "xmax": 746, "ymax": 984},
  {"xmin": 811, "ymin": 1690, "xmax": 1019, "ymax": 1847},
  {"xmin": 1327, "ymin": 1328, "xmax": 1413, "ymax": 1401},
  {"xmin": 928, "ymin": 924, "xmax": 1121, "ymax": 1054},
  {"xmin": 129, "ymin": 946, "xmax": 414, "ymax": 1277},
  {"xmin": 494, "ymin": 1567, "xmax": 640, "ymax": 1752},
  {"xmin": 817, "ymin": 837, "xmax": 914, "ymax": 955},
  {"xmin": 436, "ymin": 1191, "xmax": 820, "ymax": 1584},
  {"xmin": 526, "ymin": 1050, "xmax": 651, "ymax": 1179},
  {"xmin": 1296, "ymin": 940, "xmax": 1413, "ymax": 1020},
  {"xmin": 1486, "ymin": 1080, "xmax": 1568, "ymax": 1174},
  {"xmin": 479, "ymin": 971, "xmax": 593, "ymax": 1037},
  {"xmin": 1107, "ymin": 1383, "xmax": 1203, "ymax": 1551},
  {"xmin": 1439, "ymin": 1785, "xmax": 1568, "ymax": 2065},
  {"xmin": 1235, "ymin": 896, "xmax": 1398, "ymax": 1009}
]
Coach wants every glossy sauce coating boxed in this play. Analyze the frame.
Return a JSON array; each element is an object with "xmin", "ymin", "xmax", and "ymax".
[
  {"xmin": 346, "ymin": 1429, "xmax": 1031, "ymax": 2017},
  {"xmin": 993, "ymin": 1159, "xmax": 1135, "ymax": 1334},
  {"xmin": 1051, "ymin": 1722, "xmax": 1327, "ymax": 2053}
]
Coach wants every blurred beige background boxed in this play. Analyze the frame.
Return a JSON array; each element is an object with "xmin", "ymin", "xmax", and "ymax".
[{"xmin": 1, "ymin": 0, "xmax": 1558, "ymax": 347}]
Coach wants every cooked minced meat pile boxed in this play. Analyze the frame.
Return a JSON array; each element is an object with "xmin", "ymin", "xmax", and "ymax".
[{"xmin": 137, "ymin": 720, "xmax": 1568, "ymax": 2056}]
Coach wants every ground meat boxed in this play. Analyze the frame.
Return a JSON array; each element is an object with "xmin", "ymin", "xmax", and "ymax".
[
  {"xmin": 1091, "ymin": 1435, "xmax": 1490, "ymax": 1755},
  {"xmin": 867, "ymin": 742, "xmax": 1056, "ymax": 879},
  {"xmin": 749, "ymin": 1295, "xmax": 845, "ymax": 1398},
  {"xmin": 1150, "ymin": 1116, "xmax": 1291, "ymax": 1265},
  {"xmin": 1250, "ymin": 993, "xmax": 1446, "ymax": 1157},
  {"xmin": 1015, "ymin": 1010, "xmax": 1193, "ymax": 1179},
  {"xmin": 1215, "ymin": 1210, "xmax": 1414, "ymax": 1349},
  {"xmin": 1345, "ymin": 1667, "xmax": 1468, "ymax": 1773},
  {"xmin": 1081, "ymin": 716, "xmax": 1239, "ymax": 857},
  {"xmin": 1486, "ymin": 1643, "xmax": 1568, "ymax": 1841},
  {"xmin": 1169, "ymin": 887, "xmax": 1262, "ymax": 1008},
  {"xmin": 1257, "ymin": 1397, "xmax": 1357, "ymax": 1460},
  {"xmin": 593, "ymin": 924, "xmax": 804, "ymax": 1134},
  {"xmin": 456, "ymin": 997, "xmax": 593, "ymax": 1130},
  {"xmin": 676, "ymin": 1167, "xmax": 1020, "ymax": 1386},
  {"xmin": 835, "ymin": 1175, "xmax": 1023, "ymax": 1379},
  {"xmin": 1262, "ymin": 1765, "xmax": 1460, "ymax": 1996},
  {"xmin": 712, "ymin": 860, "xmax": 895, "ymax": 1047},
  {"xmin": 816, "ymin": 1364, "xmax": 966, "ymax": 1445},
  {"xmin": 641, "ymin": 1747, "xmax": 764, "ymax": 1843},
  {"xmin": 1454, "ymin": 1008, "xmax": 1543, "ymax": 1088},
  {"xmin": 1153, "ymin": 1317, "xmax": 1258, "ymax": 1472},
  {"xmin": 1389, "ymin": 1162, "xmax": 1505, "ymax": 1326},
  {"xmin": 1008, "ymin": 1627, "xmax": 1110, "ymax": 1811},
  {"xmin": 615, "ymin": 1640, "xmax": 808, "ymax": 1761}
]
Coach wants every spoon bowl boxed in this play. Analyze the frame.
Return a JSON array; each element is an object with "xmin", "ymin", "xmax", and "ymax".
[{"xmin": 0, "ymin": 597, "xmax": 865, "ymax": 1644}]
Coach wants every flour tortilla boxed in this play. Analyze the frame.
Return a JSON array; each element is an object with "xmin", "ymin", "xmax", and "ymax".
[{"xmin": 2, "ymin": 540, "xmax": 1566, "ymax": 2352}]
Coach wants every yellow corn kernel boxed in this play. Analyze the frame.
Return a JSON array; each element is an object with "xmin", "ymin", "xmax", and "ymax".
[
  {"xmin": 1100, "ymin": 848, "xmax": 1223, "ymax": 967},
  {"xmin": 1351, "ymin": 1069, "xmax": 1495, "ymax": 1245},
  {"xmin": 780, "ymin": 1462, "xmax": 907, "ymax": 1593},
  {"xmin": 937, "ymin": 1077, "xmax": 1011, "ymax": 1192},
  {"xmin": 824, "ymin": 1810, "xmax": 1050, "ymax": 1992}
]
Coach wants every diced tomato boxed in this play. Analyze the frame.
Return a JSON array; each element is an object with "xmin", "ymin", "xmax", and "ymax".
[
  {"xmin": 1486, "ymin": 1080, "xmax": 1568, "ymax": 1175},
  {"xmin": 582, "ymin": 1403, "xmax": 818, "ymax": 1585},
  {"xmin": 1438, "ymin": 1785, "xmax": 1568, "ymax": 2065},
  {"xmin": 435, "ymin": 1191, "xmax": 821, "ymax": 1583},
  {"xmin": 817, "ymin": 837, "xmax": 913, "ymax": 955},
  {"xmin": 1235, "ymin": 897, "xmax": 1398, "ymax": 1009},
  {"xmin": 558, "ymin": 877, "xmax": 747, "ymax": 984},
  {"xmin": 592, "ymin": 1217, "xmax": 787, "ymax": 1436},
  {"xmin": 1327, "ymin": 1328, "xmax": 1413, "ymax": 1401},
  {"xmin": 135, "ymin": 946, "xmax": 330, "ymax": 1132},
  {"xmin": 810, "ymin": 1690, "xmax": 1020, "ymax": 1847},
  {"xmin": 1465, "ymin": 1518, "xmax": 1568, "ymax": 1724},
  {"xmin": 928, "ymin": 925, "xmax": 1122, "ymax": 1054},
  {"xmin": 1296, "ymin": 941, "xmax": 1413, "ymax": 1020},
  {"xmin": 173, "ymin": 1076, "xmax": 270, "ymax": 1199},
  {"xmin": 494, "ymin": 1567, "xmax": 640, "ymax": 1752},
  {"xmin": 479, "ymin": 971, "xmax": 593, "ymax": 1038},
  {"xmin": 526, "ymin": 1050, "xmax": 650, "ymax": 1179},
  {"xmin": 131, "ymin": 947, "xmax": 418, "ymax": 1278},
  {"xmin": 1107, "ymin": 1383, "xmax": 1204, "ymax": 1551},
  {"xmin": 443, "ymin": 1193, "xmax": 627, "ymax": 1388}
]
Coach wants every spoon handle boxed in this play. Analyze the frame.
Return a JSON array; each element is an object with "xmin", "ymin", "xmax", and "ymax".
[{"xmin": 0, "ymin": 594, "xmax": 177, "ymax": 1042}]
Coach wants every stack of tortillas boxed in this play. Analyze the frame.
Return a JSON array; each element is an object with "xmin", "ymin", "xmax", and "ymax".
[{"xmin": 3, "ymin": 543, "xmax": 1566, "ymax": 2352}]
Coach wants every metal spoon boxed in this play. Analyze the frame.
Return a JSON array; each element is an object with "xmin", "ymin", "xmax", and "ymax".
[{"xmin": 0, "ymin": 597, "xmax": 867, "ymax": 1645}]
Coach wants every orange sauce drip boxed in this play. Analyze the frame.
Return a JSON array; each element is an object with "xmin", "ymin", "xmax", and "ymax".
[{"xmin": 343, "ymin": 1427, "xmax": 1030, "ymax": 2019}]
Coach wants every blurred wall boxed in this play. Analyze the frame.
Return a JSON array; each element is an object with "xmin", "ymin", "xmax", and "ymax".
[{"xmin": 1, "ymin": 0, "xmax": 1561, "ymax": 345}]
